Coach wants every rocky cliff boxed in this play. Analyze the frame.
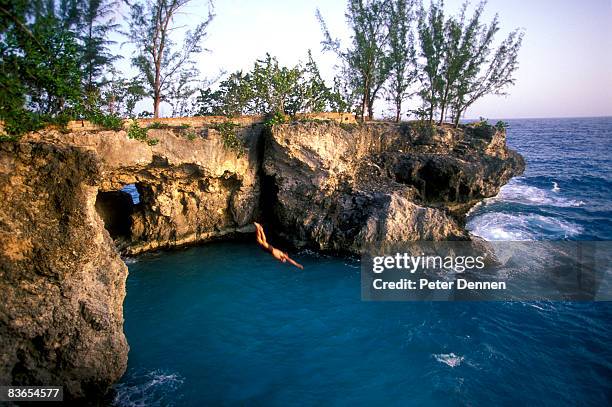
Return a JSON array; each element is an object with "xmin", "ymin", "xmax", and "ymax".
[
  {"xmin": 0, "ymin": 142, "xmax": 128, "ymax": 402},
  {"xmin": 0, "ymin": 118, "xmax": 523, "ymax": 401},
  {"xmin": 24, "ymin": 123, "xmax": 263, "ymax": 255},
  {"xmin": 264, "ymin": 121, "xmax": 524, "ymax": 252},
  {"xmin": 21, "ymin": 119, "xmax": 523, "ymax": 256}
]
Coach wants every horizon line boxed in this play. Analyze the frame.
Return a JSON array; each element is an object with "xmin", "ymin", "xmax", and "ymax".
[{"xmin": 462, "ymin": 114, "xmax": 612, "ymax": 121}]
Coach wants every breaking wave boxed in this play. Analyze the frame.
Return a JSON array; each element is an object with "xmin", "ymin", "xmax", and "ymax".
[
  {"xmin": 467, "ymin": 176, "xmax": 587, "ymax": 241},
  {"xmin": 467, "ymin": 212, "xmax": 583, "ymax": 241},
  {"xmin": 551, "ymin": 182, "xmax": 560, "ymax": 192},
  {"xmin": 486, "ymin": 179, "xmax": 584, "ymax": 208}
]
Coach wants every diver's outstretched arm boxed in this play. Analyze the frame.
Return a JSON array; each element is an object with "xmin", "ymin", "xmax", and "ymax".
[{"xmin": 285, "ymin": 256, "xmax": 304, "ymax": 270}]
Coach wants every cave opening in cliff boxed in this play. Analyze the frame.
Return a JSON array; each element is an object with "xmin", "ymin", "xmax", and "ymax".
[{"xmin": 95, "ymin": 185, "xmax": 138, "ymax": 241}]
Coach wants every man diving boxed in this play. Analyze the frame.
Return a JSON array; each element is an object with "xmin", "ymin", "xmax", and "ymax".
[{"xmin": 254, "ymin": 222, "xmax": 304, "ymax": 270}]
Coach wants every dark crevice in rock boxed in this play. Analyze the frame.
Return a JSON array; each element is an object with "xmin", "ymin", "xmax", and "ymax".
[
  {"xmin": 255, "ymin": 129, "xmax": 293, "ymax": 247},
  {"xmin": 150, "ymin": 154, "xmax": 169, "ymax": 167},
  {"xmin": 79, "ymin": 301, "xmax": 107, "ymax": 332},
  {"xmin": 11, "ymin": 349, "xmax": 33, "ymax": 385},
  {"xmin": 94, "ymin": 190, "xmax": 134, "ymax": 241}
]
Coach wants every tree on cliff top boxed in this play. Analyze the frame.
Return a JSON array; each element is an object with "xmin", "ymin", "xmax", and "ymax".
[
  {"xmin": 0, "ymin": 0, "xmax": 122, "ymax": 136},
  {"xmin": 194, "ymin": 53, "xmax": 346, "ymax": 117},
  {"xmin": 386, "ymin": 0, "xmax": 418, "ymax": 122},
  {"xmin": 417, "ymin": 0, "xmax": 524, "ymax": 125},
  {"xmin": 123, "ymin": 0, "xmax": 214, "ymax": 118},
  {"xmin": 317, "ymin": 0, "xmax": 392, "ymax": 121},
  {"xmin": 416, "ymin": 0, "xmax": 445, "ymax": 123},
  {"xmin": 79, "ymin": 0, "xmax": 120, "ymax": 97},
  {"xmin": 448, "ymin": 22, "xmax": 523, "ymax": 126},
  {"xmin": 0, "ymin": 1, "xmax": 86, "ymax": 134}
]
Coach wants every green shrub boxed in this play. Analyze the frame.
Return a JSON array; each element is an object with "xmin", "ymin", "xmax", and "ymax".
[
  {"xmin": 52, "ymin": 112, "xmax": 73, "ymax": 133},
  {"xmin": 87, "ymin": 110, "xmax": 123, "ymax": 130},
  {"xmin": 264, "ymin": 111, "xmax": 287, "ymax": 128},
  {"xmin": 127, "ymin": 121, "xmax": 148, "ymax": 141},
  {"xmin": 0, "ymin": 133, "xmax": 21, "ymax": 142},
  {"xmin": 177, "ymin": 123, "xmax": 197, "ymax": 140},
  {"xmin": 212, "ymin": 121, "xmax": 244, "ymax": 157},
  {"xmin": 185, "ymin": 130, "xmax": 197, "ymax": 140},
  {"xmin": 127, "ymin": 121, "xmax": 158, "ymax": 145},
  {"xmin": 1, "ymin": 109, "xmax": 45, "ymax": 139},
  {"xmin": 1, "ymin": 108, "xmax": 125, "ymax": 139},
  {"xmin": 475, "ymin": 117, "xmax": 489, "ymax": 127},
  {"xmin": 148, "ymin": 121, "xmax": 168, "ymax": 129},
  {"xmin": 469, "ymin": 117, "xmax": 496, "ymax": 138},
  {"xmin": 1, "ymin": 110, "xmax": 66, "ymax": 139},
  {"xmin": 412, "ymin": 120, "xmax": 436, "ymax": 139}
]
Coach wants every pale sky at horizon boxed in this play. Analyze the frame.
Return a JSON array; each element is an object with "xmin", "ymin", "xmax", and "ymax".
[{"xmin": 110, "ymin": 0, "xmax": 612, "ymax": 119}]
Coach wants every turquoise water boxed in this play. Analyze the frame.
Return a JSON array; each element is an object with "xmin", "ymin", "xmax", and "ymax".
[{"xmin": 114, "ymin": 118, "xmax": 612, "ymax": 406}]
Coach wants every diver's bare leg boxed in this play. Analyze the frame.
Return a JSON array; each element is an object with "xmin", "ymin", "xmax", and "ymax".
[
  {"xmin": 254, "ymin": 223, "xmax": 268, "ymax": 246},
  {"xmin": 258, "ymin": 225, "xmax": 267, "ymax": 245}
]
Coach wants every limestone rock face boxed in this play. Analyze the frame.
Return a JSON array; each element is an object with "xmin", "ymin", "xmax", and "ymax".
[
  {"xmin": 21, "ymin": 120, "xmax": 522, "ymax": 256},
  {"xmin": 263, "ymin": 122, "xmax": 524, "ymax": 253},
  {"xmin": 0, "ymin": 142, "xmax": 128, "ymax": 401},
  {"xmin": 25, "ymin": 124, "xmax": 262, "ymax": 254}
]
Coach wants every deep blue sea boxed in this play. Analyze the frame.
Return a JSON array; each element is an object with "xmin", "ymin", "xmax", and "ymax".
[{"xmin": 113, "ymin": 117, "xmax": 612, "ymax": 406}]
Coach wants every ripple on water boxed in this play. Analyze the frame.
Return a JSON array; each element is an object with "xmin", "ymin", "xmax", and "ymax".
[{"xmin": 113, "ymin": 369, "xmax": 184, "ymax": 407}]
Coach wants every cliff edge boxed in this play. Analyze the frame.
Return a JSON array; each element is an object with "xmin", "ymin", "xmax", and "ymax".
[{"xmin": 264, "ymin": 121, "xmax": 524, "ymax": 252}]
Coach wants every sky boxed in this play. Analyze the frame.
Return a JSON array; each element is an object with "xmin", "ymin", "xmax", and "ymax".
[{"xmin": 111, "ymin": 0, "xmax": 612, "ymax": 119}]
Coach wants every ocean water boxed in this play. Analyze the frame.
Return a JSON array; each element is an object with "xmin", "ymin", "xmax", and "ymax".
[
  {"xmin": 466, "ymin": 117, "xmax": 612, "ymax": 241},
  {"xmin": 114, "ymin": 117, "xmax": 612, "ymax": 406}
]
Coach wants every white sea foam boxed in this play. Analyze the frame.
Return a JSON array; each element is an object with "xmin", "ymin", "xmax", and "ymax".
[
  {"xmin": 465, "ymin": 200, "xmax": 484, "ymax": 217},
  {"xmin": 466, "ymin": 177, "xmax": 585, "ymax": 241},
  {"xmin": 434, "ymin": 353, "xmax": 464, "ymax": 367},
  {"xmin": 113, "ymin": 370, "xmax": 184, "ymax": 407},
  {"xmin": 122, "ymin": 257, "xmax": 138, "ymax": 265},
  {"xmin": 490, "ymin": 180, "xmax": 583, "ymax": 208},
  {"xmin": 466, "ymin": 212, "xmax": 583, "ymax": 241}
]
